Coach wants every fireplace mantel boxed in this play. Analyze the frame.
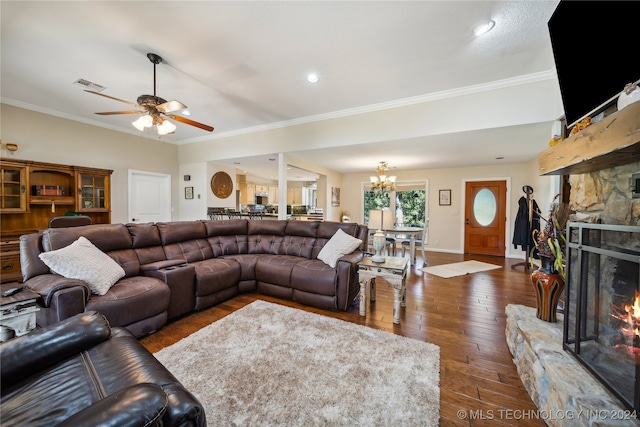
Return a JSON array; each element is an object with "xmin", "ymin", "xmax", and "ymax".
[{"xmin": 539, "ymin": 101, "xmax": 640, "ymax": 176}]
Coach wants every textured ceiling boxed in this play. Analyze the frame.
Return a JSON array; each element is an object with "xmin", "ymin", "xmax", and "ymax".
[{"xmin": 1, "ymin": 1, "xmax": 562, "ymax": 180}]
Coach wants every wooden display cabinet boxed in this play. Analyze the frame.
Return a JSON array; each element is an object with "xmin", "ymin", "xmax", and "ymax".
[
  {"xmin": 77, "ymin": 167, "xmax": 111, "ymax": 224},
  {"xmin": 0, "ymin": 159, "xmax": 113, "ymax": 283},
  {"xmin": 0, "ymin": 161, "xmax": 28, "ymax": 212},
  {"xmin": 29, "ymin": 163, "xmax": 76, "ymax": 213}
]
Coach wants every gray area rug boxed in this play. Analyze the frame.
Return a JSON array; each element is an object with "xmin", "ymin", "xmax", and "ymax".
[{"xmin": 154, "ymin": 300, "xmax": 440, "ymax": 426}]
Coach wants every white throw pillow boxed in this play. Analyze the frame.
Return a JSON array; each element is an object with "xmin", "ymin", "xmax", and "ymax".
[
  {"xmin": 38, "ymin": 236, "xmax": 125, "ymax": 296},
  {"xmin": 317, "ymin": 229, "xmax": 363, "ymax": 268}
]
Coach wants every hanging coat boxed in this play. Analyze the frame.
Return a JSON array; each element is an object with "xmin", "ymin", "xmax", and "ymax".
[{"xmin": 513, "ymin": 197, "xmax": 540, "ymax": 251}]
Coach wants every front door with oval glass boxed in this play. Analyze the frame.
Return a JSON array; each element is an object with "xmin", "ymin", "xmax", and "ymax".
[{"xmin": 464, "ymin": 180, "xmax": 506, "ymax": 256}]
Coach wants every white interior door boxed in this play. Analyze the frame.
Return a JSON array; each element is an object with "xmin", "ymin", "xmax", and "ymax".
[{"xmin": 128, "ymin": 170, "xmax": 171, "ymax": 223}]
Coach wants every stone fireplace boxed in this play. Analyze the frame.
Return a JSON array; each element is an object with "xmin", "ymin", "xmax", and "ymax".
[
  {"xmin": 506, "ymin": 160, "xmax": 640, "ymax": 426},
  {"xmin": 563, "ymin": 161, "xmax": 640, "ymax": 412}
]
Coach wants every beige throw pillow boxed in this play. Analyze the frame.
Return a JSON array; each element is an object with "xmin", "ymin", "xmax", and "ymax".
[
  {"xmin": 38, "ymin": 236, "xmax": 125, "ymax": 295},
  {"xmin": 317, "ymin": 229, "xmax": 362, "ymax": 268}
]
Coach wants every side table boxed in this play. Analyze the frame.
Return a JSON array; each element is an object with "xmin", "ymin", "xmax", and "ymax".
[
  {"xmin": 0, "ymin": 283, "xmax": 40, "ymax": 338},
  {"xmin": 358, "ymin": 256, "xmax": 408, "ymax": 324}
]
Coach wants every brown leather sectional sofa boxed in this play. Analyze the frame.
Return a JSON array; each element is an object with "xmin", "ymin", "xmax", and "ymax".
[{"xmin": 20, "ymin": 219, "xmax": 367, "ymax": 337}]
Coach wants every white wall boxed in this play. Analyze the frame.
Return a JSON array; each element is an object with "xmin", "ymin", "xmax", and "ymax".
[
  {"xmin": 340, "ymin": 158, "xmax": 555, "ymax": 258},
  {"xmin": 178, "ymin": 162, "xmax": 208, "ymax": 221},
  {"xmin": 2, "ymin": 105, "xmax": 180, "ymax": 224}
]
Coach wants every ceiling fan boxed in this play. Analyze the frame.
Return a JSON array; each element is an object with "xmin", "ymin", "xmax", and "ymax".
[{"xmin": 85, "ymin": 53, "xmax": 214, "ymax": 135}]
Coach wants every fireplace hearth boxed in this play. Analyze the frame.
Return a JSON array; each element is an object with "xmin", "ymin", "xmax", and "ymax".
[{"xmin": 563, "ymin": 221, "xmax": 640, "ymax": 412}]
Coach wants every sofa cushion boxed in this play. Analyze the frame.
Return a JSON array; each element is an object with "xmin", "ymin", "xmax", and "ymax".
[
  {"xmin": 38, "ymin": 236, "xmax": 126, "ymax": 296},
  {"xmin": 157, "ymin": 221, "xmax": 206, "ymax": 245},
  {"xmin": 248, "ymin": 221, "xmax": 287, "ymax": 254},
  {"xmin": 255, "ymin": 255, "xmax": 302, "ymax": 287},
  {"xmin": 317, "ymin": 229, "xmax": 363, "ymax": 268},
  {"xmin": 127, "ymin": 223, "xmax": 162, "ymax": 248},
  {"xmin": 164, "ymin": 239, "xmax": 214, "ymax": 262},
  {"xmin": 42, "ymin": 223, "xmax": 132, "ymax": 253},
  {"xmin": 107, "ymin": 249, "xmax": 141, "ymax": 278},
  {"xmin": 203, "ymin": 219, "xmax": 248, "ymax": 237},
  {"xmin": 221, "ymin": 254, "xmax": 261, "ymax": 281},
  {"xmin": 208, "ymin": 235, "xmax": 249, "ymax": 257},
  {"xmin": 291, "ymin": 259, "xmax": 337, "ymax": 296},
  {"xmin": 313, "ymin": 222, "xmax": 363, "ymax": 258},
  {"xmin": 279, "ymin": 235, "xmax": 316, "ymax": 258},
  {"xmin": 191, "ymin": 259, "xmax": 241, "ymax": 297},
  {"xmin": 248, "ymin": 234, "xmax": 285, "ymax": 255},
  {"xmin": 85, "ymin": 276, "xmax": 169, "ymax": 328}
]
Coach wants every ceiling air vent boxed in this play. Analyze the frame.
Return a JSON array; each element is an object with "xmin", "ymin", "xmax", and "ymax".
[{"xmin": 73, "ymin": 78, "xmax": 107, "ymax": 92}]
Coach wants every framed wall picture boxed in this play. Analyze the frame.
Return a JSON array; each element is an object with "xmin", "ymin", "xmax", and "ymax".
[
  {"xmin": 185, "ymin": 186, "xmax": 194, "ymax": 200},
  {"xmin": 331, "ymin": 187, "xmax": 340, "ymax": 207},
  {"xmin": 439, "ymin": 189, "xmax": 451, "ymax": 206}
]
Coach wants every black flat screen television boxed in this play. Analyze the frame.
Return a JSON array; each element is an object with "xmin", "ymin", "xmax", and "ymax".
[{"xmin": 548, "ymin": 1, "xmax": 639, "ymax": 128}]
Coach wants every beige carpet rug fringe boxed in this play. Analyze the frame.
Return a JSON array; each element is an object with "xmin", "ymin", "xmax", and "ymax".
[
  {"xmin": 154, "ymin": 300, "xmax": 440, "ymax": 426},
  {"xmin": 421, "ymin": 260, "xmax": 501, "ymax": 278}
]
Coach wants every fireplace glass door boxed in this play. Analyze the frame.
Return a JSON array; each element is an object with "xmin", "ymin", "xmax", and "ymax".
[{"xmin": 563, "ymin": 222, "xmax": 640, "ymax": 411}]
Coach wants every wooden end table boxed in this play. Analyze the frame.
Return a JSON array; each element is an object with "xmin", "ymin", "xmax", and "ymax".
[
  {"xmin": 358, "ymin": 256, "xmax": 409, "ymax": 324},
  {"xmin": 0, "ymin": 283, "xmax": 39, "ymax": 338}
]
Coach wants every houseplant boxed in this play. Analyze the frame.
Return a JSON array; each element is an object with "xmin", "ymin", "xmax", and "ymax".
[{"xmin": 530, "ymin": 194, "xmax": 571, "ymax": 322}]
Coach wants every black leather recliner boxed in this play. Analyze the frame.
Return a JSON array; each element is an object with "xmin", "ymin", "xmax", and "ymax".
[{"xmin": 0, "ymin": 311, "xmax": 206, "ymax": 427}]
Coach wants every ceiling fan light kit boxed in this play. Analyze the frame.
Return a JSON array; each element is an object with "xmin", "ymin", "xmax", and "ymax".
[
  {"xmin": 86, "ymin": 52, "xmax": 213, "ymax": 135},
  {"xmin": 156, "ymin": 118, "xmax": 177, "ymax": 135},
  {"xmin": 132, "ymin": 114, "xmax": 153, "ymax": 131}
]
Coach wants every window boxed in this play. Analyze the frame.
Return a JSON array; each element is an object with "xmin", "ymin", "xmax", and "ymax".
[{"xmin": 363, "ymin": 181, "xmax": 427, "ymax": 227}]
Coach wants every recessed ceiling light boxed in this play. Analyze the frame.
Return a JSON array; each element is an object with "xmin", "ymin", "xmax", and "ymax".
[
  {"xmin": 307, "ymin": 73, "xmax": 319, "ymax": 83},
  {"xmin": 182, "ymin": 109, "xmax": 192, "ymax": 116},
  {"xmin": 474, "ymin": 20, "xmax": 495, "ymax": 36}
]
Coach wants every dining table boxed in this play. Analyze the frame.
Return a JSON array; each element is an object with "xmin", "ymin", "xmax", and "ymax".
[{"xmin": 384, "ymin": 227, "xmax": 423, "ymax": 267}]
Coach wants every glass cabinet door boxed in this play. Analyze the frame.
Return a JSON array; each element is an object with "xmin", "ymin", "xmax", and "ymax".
[
  {"xmin": 0, "ymin": 164, "xmax": 27, "ymax": 212},
  {"xmin": 78, "ymin": 173, "xmax": 109, "ymax": 211}
]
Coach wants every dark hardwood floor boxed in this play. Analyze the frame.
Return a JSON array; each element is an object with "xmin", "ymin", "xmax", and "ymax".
[{"xmin": 140, "ymin": 251, "xmax": 546, "ymax": 426}]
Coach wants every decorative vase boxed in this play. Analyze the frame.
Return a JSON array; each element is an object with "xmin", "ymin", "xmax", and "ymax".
[{"xmin": 531, "ymin": 255, "xmax": 565, "ymax": 322}]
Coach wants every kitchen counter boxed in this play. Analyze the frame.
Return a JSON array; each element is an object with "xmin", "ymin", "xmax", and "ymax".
[{"xmin": 290, "ymin": 214, "xmax": 324, "ymax": 221}]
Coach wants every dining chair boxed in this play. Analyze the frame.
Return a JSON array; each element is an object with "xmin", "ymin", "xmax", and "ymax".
[
  {"xmin": 48, "ymin": 215, "xmax": 93, "ymax": 228},
  {"xmin": 401, "ymin": 219, "xmax": 429, "ymax": 264},
  {"xmin": 226, "ymin": 210, "xmax": 241, "ymax": 219}
]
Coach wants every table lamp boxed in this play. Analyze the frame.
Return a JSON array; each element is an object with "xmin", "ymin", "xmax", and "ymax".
[{"xmin": 368, "ymin": 209, "xmax": 394, "ymax": 263}]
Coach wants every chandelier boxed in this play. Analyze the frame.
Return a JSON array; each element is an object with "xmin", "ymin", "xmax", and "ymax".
[{"xmin": 370, "ymin": 161, "xmax": 396, "ymax": 192}]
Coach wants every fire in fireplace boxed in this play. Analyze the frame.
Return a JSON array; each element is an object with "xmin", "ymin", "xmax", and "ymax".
[
  {"xmin": 612, "ymin": 292, "xmax": 640, "ymax": 354},
  {"xmin": 563, "ymin": 222, "xmax": 640, "ymax": 412}
]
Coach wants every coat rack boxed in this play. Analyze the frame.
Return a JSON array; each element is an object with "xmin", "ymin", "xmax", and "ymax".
[{"xmin": 511, "ymin": 185, "xmax": 535, "ymax": 271}]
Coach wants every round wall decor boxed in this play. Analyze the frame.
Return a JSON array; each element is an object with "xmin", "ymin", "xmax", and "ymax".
[{"xmin": 211, "ymin": 171, "xmax": 233, "ymax": 199}]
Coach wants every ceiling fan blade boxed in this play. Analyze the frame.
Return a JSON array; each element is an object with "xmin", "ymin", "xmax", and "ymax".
[
  {"xmin": 156, "ymin": 100, "xmax": 187, "ymax": 114},
  {"xmin": 95, "ymin": 110, "xmax": 143, "ymax": 115},
  {"xmin": 85, "ymin": 90, "xmax": 138, "ymax": 107},
  {"xmin": 167, "ymin": 114, "xmax": 214, "ymax": 132}
]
